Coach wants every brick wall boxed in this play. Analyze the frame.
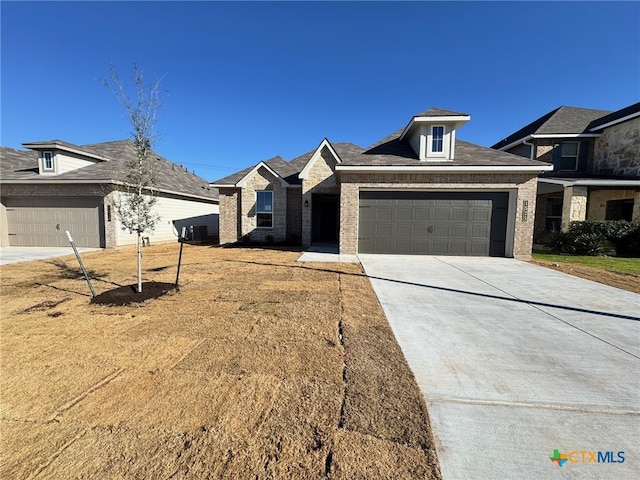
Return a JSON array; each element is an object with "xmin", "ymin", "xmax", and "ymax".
[
  {"xmin": 240, "ymin": 167, "xmax": 287, "ymax": 243},
  {"xmin": 286, "ymin": 188, "xmax": 302, "ymax": 243},
  {"xmin": 218, "ymin": 187, "xmax": 240, "ymax": 244},
  {"xmin": 301, "ymin": 147, "xmax": 340, "ymax": 246},
  {"xmin": 338, "ymin": 172, "xmax": 539, "ymax": 259}
]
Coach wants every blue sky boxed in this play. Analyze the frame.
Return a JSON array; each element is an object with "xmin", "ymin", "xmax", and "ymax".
[{"xmin": 2, "ymin": 1, "xmax": 638, "ymax": 181}]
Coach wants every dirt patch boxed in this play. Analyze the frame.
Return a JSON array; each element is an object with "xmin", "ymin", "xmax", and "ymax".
[
  {"xmin": 90, "ymin": 281, "xmax": 177, "ymax": 306},
  {"xmin": 22, "ymin": 298, "xmax": 70, "ymax": 314},
  {"xmin": 0, "ymin": 244, "xmax": 441, "ymax": 479},
  {"xmin": 531, "ymin": 260, "xmax": 640, "ymax": 294}
]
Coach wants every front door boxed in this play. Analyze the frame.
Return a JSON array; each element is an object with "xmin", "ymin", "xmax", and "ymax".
[{"xmin": 311, "ymin": 194, "xmax": 339, "ymax": 243}]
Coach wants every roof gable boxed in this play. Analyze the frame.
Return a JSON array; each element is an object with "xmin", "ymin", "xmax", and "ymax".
[
  {"xmin": 235, "ymin": 160, "xmax": 289, "ymax": 188},
  {"xmin": 492, "ymin": 106, "xmax": 612, "ymax": 150},
  {"xmin": 298, "ymin": 138, "xmax": 342, "ymax": 180}
]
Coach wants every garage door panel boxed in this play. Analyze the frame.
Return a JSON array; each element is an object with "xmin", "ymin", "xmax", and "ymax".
[
  {"xmin": 374, "ymin": 224, "xmax": 393, "ymax": 237},
  {"xmin": 451, "ymin": 225, "xmax": 468, "ymax": 238},
  {"xmin": 434, "ymin": 207, "xmax": 451, "ymax": 221},
  {"xmin": 5, "ymin": 197, "xmax": 102, "ymax": 247},
  {"xmin": 358, "ymin": 191, "xmax": 508, "ymax": 256},
  {"xmin": 396, "ymin": 224, "xmax": 412, "ymax": 237},
  {"xmin": 375, "ymin": 207, "xmax": 393, "ymax": 221},
  {"xmin": 471, "ymin": 224, "xmax": 490, "ymax": 238},
  {"xmin": 396, "ymin": 207, "xmax": 413, "ymax": 221},
  {"xmin": 473, "ymin": 209, "xmax": 491, "ymax": 222}
]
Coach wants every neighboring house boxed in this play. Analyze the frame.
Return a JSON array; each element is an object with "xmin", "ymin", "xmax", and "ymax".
[
  {"xmin": 212, "ymin": 108, "xmax": 552, "ymax": 259},
  {"xmin": 0, "ymin": 140, "xmax": 219, "ymax": 248},
  {"xmin": 492, "ymin": 103, "xmax": 640, "ymax": 242}
]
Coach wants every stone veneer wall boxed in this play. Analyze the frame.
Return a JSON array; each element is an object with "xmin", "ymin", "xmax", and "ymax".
[
  {"xmin": 561, "ymin": 186, "xmax": 588, "ymax": 231},
  {"xmin": 338, "ymin": 173, "xmax": 539, "ymax": 259},
  {"xmin": 240, "ymin": 167, "xmax": 287, "ymax": 243},
  {"xmin": 594, "ymin": 116, "xmax": 640, "ymax": 176},
  {"xmin": 301, "ymin": 147, "xmax": 340, "ymax": 246},
  {"xmin": 217, "ymin": 187, "xmax": 240, "ymax": 244},
  {"xmin": 588, "ymin": 189, "xmax": 640, "ymax": 221}
]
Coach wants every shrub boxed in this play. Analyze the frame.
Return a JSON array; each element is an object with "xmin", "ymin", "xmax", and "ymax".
[
  {"xmin": 569, "ymin": 221, "xmax": 640, "ymax": 257},
  {"xmin": 544, "ymin": 230, "xmax": 576, "ymax": 254},
  {"xmin": 571, "ymin": 233, "xmax": 613, "ymax": 256}
]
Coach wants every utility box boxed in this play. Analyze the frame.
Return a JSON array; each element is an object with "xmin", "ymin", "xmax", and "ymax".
[{"xmin": 192, "ymin": 225, "xmax": 208, "ymax": 242}]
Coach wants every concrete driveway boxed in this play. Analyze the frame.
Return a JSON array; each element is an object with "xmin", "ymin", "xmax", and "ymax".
[
  {"xmin": 359, "ymin": 255, "xmax": 640, "ymax": 480},
  {"xmin": 0, "ymin": 246, "xmax": 100, "ymax": 265}
]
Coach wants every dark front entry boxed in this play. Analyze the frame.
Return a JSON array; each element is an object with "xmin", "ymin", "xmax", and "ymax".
[
  {"xmin": 358, "ymin": 191, "xmax": 509, "ymax": 256},
  {"xmin": 312, "ymin": 194, "xmax": 339, "ymax": 243}
]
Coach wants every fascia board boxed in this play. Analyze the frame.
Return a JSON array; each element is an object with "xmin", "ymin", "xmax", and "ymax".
[
  {"xmin": 236, "ymin": 161, "xmax": 289, "ymax": 187},
  {"xmin": 335, "ymin": 165, "xmax": 554, "ymax": 173},
  {"xmin": 496, "ymin": 133, "xmax": 601, "ymax": 152},
  {"xmin": 1, "ymin": 178, "xmax": 218, "ymax": 202},
  {"xmin": 399, "ymin": 115, "xmax": 471, "ymax": 141},
  {"xmin": 539, "ymin": 178, "xmax": 640, "ymax": 187},
  {"xmin": 298, "ymin": 138, "xmax": 341, "ymax": 180},
  {"xmin": 531, "ymin": 133, "xmax": 600, "ymax": 139},
  {"xmin": 22, "ymin": 142, "xmax": 112, "ymax": 162},
  {"xmin": 589, "ymin": 111, "xmax": 640, "ymax": 132},
  {"xmin": 494, "ymin": 135, "xmax": 533, "ymax": 151}
]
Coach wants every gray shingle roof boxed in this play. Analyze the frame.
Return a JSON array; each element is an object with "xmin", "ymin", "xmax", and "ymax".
[
  {"xmin": 414, "ymin": 107, "xmax": 469, "ymax": 117},
  {"xmin": 211, "ymin": 142, "xmax": 365, "ymax": 186},
  {"xmin": 1, "ymin": 140, "xmax": 218, "ymax": 201},
  {"xmin": 339, "ymin": 129, "xmax": 547, "ymax": 167},
  {"xmin": 210, "ymin": 107, "xmax": 549, "ymax": 184},
  {"xmin": 492, "ymin": 106, "xmax": 613, "ymax": 149}
]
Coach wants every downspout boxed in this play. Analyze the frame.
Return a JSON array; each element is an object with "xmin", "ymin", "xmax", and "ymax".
[{"xmin": 523, "ymin": 136, "xmax": 535, "ymax": 160}]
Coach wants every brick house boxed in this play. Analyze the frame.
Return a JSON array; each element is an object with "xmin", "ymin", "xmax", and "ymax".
[
  {"xmin": 0, "ymin": 140, "xmax": 219, "ymax": 248},
  {"xmin": 212, "ymin": 108, "xmax": 551, "ymax": 259},
  {"xmin": 492, "ymin": 102, "xmax": 640, "ymax": 242}
]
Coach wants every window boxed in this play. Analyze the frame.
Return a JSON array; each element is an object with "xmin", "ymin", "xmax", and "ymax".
[
  {"xmin": 256, "ymin": 191, "xmax": 273, "ymax": 228},
  {"xmin": 545, "ymin": 197, "xmax": 563, "ymax": 232},
  {"xmin": 559, "ymin": 142, "xmax": 578, "ymax": 171},
  {"xmin": 605, "ymin": 199, "xmax": 633, "ymax": 221},
  {"xmin": 43, "ymin": 151, "xmax": 54, "ymax": 171},
  {"xmin": 431, "ymin": 126, "xmax": 444, "ymax": 153}
]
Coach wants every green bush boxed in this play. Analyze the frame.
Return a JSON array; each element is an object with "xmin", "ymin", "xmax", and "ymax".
[
  {"xmin": 543, "ymin": 230, "xmax": 576, "ymax": 254},
  {"xmin": 569, "ymin": 221, "xmax": 640, "ymax": 257},
  {"xmin": 544, "ymin": 221, "xmax": 640, "ymax": 257},
  {"xmin": 571, "ymin": 233, "xmax": 613, "ymax": 256}
]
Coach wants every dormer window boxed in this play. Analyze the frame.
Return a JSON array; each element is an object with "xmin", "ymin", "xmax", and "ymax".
[
  {"xmin": 399, "ymin": 109, "xmax": 470, "ymax": 161},
  {"xmin": 430, "ymin": 126, "xmax": 444, "ymax": 154},
  {"xmin": 43, "ymin": 151, "xmax": 54, "ymax": 171}
]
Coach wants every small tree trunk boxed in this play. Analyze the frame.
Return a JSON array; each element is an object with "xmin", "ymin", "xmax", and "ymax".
[{"xmin": 137, "ymin": 232, "xmax": 143, "ymax": 293}]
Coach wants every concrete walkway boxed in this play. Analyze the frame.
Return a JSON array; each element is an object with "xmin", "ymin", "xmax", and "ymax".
[
  {"xmin": 0, "ymin": 246, "xmax": 101, "ymax": 265},
  {"xmin": 359, "ymin": 255, "xmax": 640, "ymax": 480},
  {"xmin": 297, "ymin": 244, "xmax": 358, "ymax": 263}
]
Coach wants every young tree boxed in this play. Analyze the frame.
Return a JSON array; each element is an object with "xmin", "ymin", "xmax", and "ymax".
[{"xmin": 101, "ymin": 63, "xmax": 166, "ymax": 293}]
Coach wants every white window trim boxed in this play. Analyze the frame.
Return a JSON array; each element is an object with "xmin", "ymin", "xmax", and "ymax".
[
  {"xmin": 256, "ymin": 190, "xmax": 273, "ymax": 229},
  {"xmin": 559, "ymin": 141, "xmax": 579, "ymax": 171},
  {"xmin": 43, "ymin": 151, "xmax": 55, "ymax": 171},
  {"xmin": 427, "ymin": 125, "xmax": 446, "ymax": 158}
]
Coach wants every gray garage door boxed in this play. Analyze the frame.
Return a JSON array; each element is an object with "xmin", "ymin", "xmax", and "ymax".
[
  {"xmin": 359, "ymin": 191, "xmax": 508, "ymax": 256},
  {"xmin": 5, "ymin": 197, "xmax": 102, "ymax": 247}
]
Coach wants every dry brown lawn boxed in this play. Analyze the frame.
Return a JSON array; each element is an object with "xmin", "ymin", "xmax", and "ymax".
[{"xmin": 0, "ymin": 244, "xmax": 440, "ymax": 479}]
